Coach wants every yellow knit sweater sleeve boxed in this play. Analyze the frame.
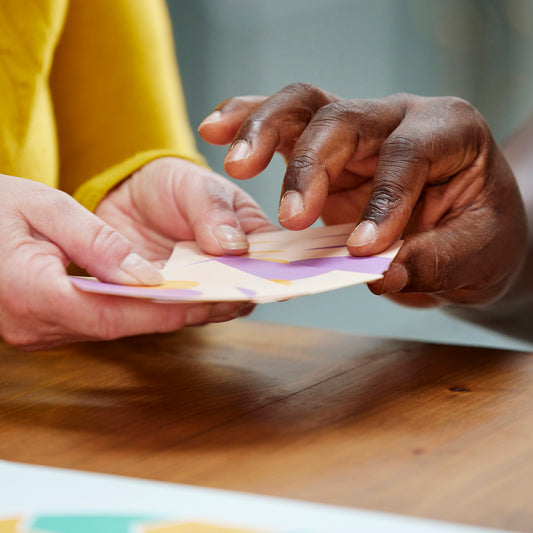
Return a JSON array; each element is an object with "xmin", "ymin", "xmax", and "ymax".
[
  {"xmin": 0, "ymin": 0, "xmax": 67, "ymax": 187},
  {"xmin": 50, "ymin": 0, "xmax": 206, "ymax": 211}
]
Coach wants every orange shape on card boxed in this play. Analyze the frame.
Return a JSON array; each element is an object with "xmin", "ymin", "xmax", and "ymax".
[
  {"xmin": 142, "ymin": 281, "xmax": 199, "ymax": 290},
  {"xmin": 0, "ymin": 518, "xmax": 23, "ymax": 533}
]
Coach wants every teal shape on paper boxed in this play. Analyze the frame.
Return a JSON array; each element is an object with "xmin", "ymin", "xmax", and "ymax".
[{"xmin": 31, "ymin": 515, "xmax": 159, "ymax": 533}]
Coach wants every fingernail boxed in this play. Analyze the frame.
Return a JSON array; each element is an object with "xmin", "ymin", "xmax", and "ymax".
[
  {"xmin": 382, "ymin": 263, "xmax": 408, "ymax": 293},
  {"xmin": 209, "ymin": 302, "xmax": 242, "ymax": 322},
  {"xmin": 199, "ymin": 110, "xmax": 221, "ymax": 128},
  {"xmin": 185, "ymin": 305, "xmax": 211, "ymax": 326},
  {"xmin": 348, "ymin": 220, "xmax": 377, "ymax": 248},
  {"xmin": 212, "ymin": 224, "xmax": 248, "ymax": 250},
  {"xmin": 225, "ymin": 141, "xmax": 251, "ymax": 163},
  {"xmin": 119, "ymin": 252, "xmax": 164, "ymax": 285},
  {"xmin": 278, "ymin": 191, "xmax": 304, "ymax": 222},
  {"xmin": 235, "ymin": 302, "xmax": 255, "ymax": 317}
]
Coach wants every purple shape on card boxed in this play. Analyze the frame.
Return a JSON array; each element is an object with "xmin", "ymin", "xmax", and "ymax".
[
  {"xmin": 236, "ymin": 286, "xmax": 257, "ymax": 297},
  {"xmin": 70, "ymin": 277, "xmax": 203, "ymax": 300},
  {"xmin": 216, "ymin": 255, "xmax": 390, "ymax": 281}
]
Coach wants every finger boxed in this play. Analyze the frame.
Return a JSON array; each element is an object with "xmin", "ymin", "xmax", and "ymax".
[
  {"xmin": 26, "ymin": 184, "xmax": 163, "ymax": 285},
  {"xmin": 206, "ymin": 301, "xmax": 256, "ymax": 323},
  {"xmin": 0, "ymin": 242, "xmax": 190, "ymax": 348},
  {"xmin": 171, "ymin": 170, "xmax": 254, "ymax": 255},
  {"xmin": 124, "ymin": 159, "xmax": 275, "ymax": 257},
  {"xmin": 347, "ymin": 96, "xmax": 487, "ymax": 255},
  {"xmin": 222, "ymin": 83, "xmax": 337, "ymax": 180},
  {"xmin": 193, "ymin": 183, "xmax": 277, "ymax": 254},
  {"xmin": 346, "ymin": 130, "xmax": 430, "ymax": 255},
  {"xmin": 198, "ymin": 95, "xmax": 267, "ymax": 145},
  {"xmin": 278, "ymin": 98, "xmax": 406, "ymax": 230},
  {"xmin": 3, "ymin": 254, "xmax": 253, "ymax": 349}
]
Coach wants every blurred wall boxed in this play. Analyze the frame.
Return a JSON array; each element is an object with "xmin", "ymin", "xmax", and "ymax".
[{"xmin": 167, "ymin": 0, "xmax": 533, "ymax": 350}]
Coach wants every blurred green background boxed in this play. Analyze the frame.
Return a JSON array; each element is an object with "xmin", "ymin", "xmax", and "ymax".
[{"xmin": 167, "ymin": 0, "xmax": 533, "ymax": 350}]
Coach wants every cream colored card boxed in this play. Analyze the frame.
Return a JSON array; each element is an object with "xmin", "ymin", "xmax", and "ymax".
[{"xmin": 70, "ymin": 223, "xmax": 401, "ymax": 303}]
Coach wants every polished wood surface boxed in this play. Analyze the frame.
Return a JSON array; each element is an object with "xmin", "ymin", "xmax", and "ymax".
[{"xmin": 1, "ymin": 320, "xmax": 532, "ymax": 531}]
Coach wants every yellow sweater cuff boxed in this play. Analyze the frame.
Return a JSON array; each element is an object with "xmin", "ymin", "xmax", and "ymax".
[{"xmin": 73, "ymin": 150, "xmax": 208, "ymax": 212}]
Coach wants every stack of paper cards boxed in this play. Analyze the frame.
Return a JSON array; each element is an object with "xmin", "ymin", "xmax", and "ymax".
[{"xmin": 70, "ymin": 223, "xmax": 401, "ymax": 303}]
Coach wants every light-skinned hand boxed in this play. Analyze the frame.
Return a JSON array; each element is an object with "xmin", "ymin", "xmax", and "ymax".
[{"xmin": 1, "ymin": 161, "xmax": 273, "ymax": 350}]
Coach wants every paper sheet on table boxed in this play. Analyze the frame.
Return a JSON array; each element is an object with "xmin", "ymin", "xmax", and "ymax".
[
  {"xmin": 70, "ymin": 223, "xmax": 401, "ymax": 303},
  {"xmin": 0, "ymin": 460, "xmax": 507, "ymax": 533}
]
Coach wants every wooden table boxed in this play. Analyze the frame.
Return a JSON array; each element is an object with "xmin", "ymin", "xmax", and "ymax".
[{"xmin": 1, "ymin": 320, "xmax": 532, "ymax": 532}]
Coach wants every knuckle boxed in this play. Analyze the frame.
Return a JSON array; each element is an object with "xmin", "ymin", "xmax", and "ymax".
[
  {"xmin": 33, "ymin": 187, "xmax": 73, "ymax": 217},
  {"xmin": 238, "ymin": 110, "xmax": 280, "ymax": 143},
  {"xmin": 242, "ymin": 109, "xmax": 268, "ymax": 132},
  {"xmin": 90, "ymin": 224, "xmax": 127, "ymax": 259},
  {"xmin": 287, "ymin": 152, "xmax": 320, "ymax": 173},
  {"xmin": 380, "ymin": 134, "xmax": 426, "ymax": 163},
  {"xmin": 447, "ymin": 97, "xmax": 490, "ymax": 139},
  {"xmin": 440, "ymin": 96, "xmax": 476, "ymax": 116},
  {"xmin": 319, "ymin": 100, "xmax": 379, "ymax": 129},
  {"xmin": 421, "ymin": 96, "xmax": 489, "ymax": 140},
  {"xmin": 280, "ymin": 82, "xmax": 333, "ymax": 111},
  {"xmin": 192, "ymin": 178, "xmax": 234, "ymax": 220},
  {"xmin": 364, "ymin": 181, "xmax": 406, "ymax": 221},
  {"xmin": 281, "ymin": 81, "xmax": 319, "ymax": 98}
]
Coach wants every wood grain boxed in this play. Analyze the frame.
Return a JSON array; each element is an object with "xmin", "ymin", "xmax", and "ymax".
[{"xmin": 1, "ymin": 320, "xmax": 532, "ymax": 531}]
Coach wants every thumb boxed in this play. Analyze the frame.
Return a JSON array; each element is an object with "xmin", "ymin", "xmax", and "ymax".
[
  {"xmin": 368, "ymin": 217, "xmax": 508, "ymax": 306},
  {"xmin": 31, "ymin": 190, "xmax": 163, "ymax": 285}
]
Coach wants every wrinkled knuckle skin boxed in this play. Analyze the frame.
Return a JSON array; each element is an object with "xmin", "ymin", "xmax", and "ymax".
[
  {"xmin": 313, "ymin": 101, "xmax": 363, "ymax": 130},
  {"xmin": 90, "ymin": 225, "xmax": 127, "ymax": 261},
  {"xmin": 284, "ymin": 153, "xmax": 321, "ymax": 191},
  {"xmin": 317, "ymin": 100, "xmax": 381, "ymax": 131},
  {"xmin": 318, "ymin": 100, "xmax": 352, "ymax": 118},
  {"xmin": 287, "ymin": 153, "xmax": 318, "ymax": 173},
  {"xmin": 363, "ymin": 181, "xmax": 406, "ymax": 223},
  {"xmin": 381, "ymin": 134, "xmax": 425, "ymax": 162}
]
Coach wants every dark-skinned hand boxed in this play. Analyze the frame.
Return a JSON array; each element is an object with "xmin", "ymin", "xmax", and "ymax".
[{"xmin": 198, "ymin": 83, "xmax": 527, "ymax": 308}]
